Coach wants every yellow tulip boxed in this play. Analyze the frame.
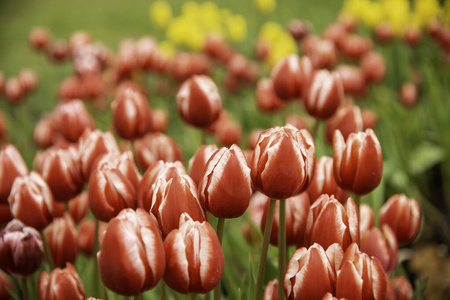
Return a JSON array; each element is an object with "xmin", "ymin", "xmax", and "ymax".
[
  {"xmin": 149, "ymin": 0, "xmax": 173, "ymax": 29},
  {"xmin": 255, "ymin": 0, "xmax": 276, "ymax": 15}
]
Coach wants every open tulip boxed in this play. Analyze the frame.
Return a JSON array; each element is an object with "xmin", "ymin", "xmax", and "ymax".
[
  {"xmin": 39, "ymin": 263, "xmax": 85, "ymax": 300},
  {"xmin": 98, "ymin": 208, "xmax": 165, "ymax": 296},
  {"xmin": 163, "ymin": 213, "xmax": 224, "ymax": 294},
  {"xmin": 333, "ymin": 129, "xmax": 383, "ymax": 196},
  {"xmin": 188, "ymin": 144, "xmax": 218, "ymax": 187},
  {"xmin": 325, "ymin": 104, "xmax": 363, "ymax": 145},
  {"xmin": 0, "ymin": 145, "xmax": 28, "ymax": 204}
]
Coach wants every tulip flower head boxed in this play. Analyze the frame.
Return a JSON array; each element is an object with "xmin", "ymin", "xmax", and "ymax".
[
  {"xmin": 188, "ymin": 144, "xmax": 219, "ymax": 186},
  {"xmin": 0, "ymin": 145, "xmax": 28, "ymax": 204},
  {"xmin": 39, "ymin": 263, "xmax": 86, "ymax": 300}
]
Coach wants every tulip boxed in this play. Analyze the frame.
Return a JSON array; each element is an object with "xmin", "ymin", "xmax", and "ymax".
[
  {"xmin": 247, "ymin": 129, "xmax": 264, "ymax": 150},
  {"xmin": 391, "ymin": 276, "xmax": 414, "ymax": 300},
  {"xmin": 29, "ymin": 27, "xmax": 52, "ymax": 51},
  {"xmin": 286, "ymin": 114, "xmax": 310, "ymax": 131},
  {"xmin": 303, "ymin": 37, "xmax": 337, "ymax": 69},
  {"xmin": 188, "ymin": 145, "xmax": 218, "ymax": 187},
  {"xmin": 0, "ymin": 205, "xmax": 13, "ymax": 227},
  {"xmin": 8, "ymin": 172, "xmax": 56, "ymax": 230},
  {"xmin": 53, "ymin": 100, "xmax": 95, "ymax": 143},
  {"xmin": 403, "ymin": 26, "xmax": 422, "ymax": 47},
  {"xmin": 151, "ymin": 175, "xmax": 206, "ymax": 237},
  {"xmin": 176, "ymin": 75, "xmax": 222, "ymax": 128},
  {"xmin": 0, "ymin": 270, "xmax": 13, "ymax": 300},
  {"xmin": 399, "ymin": 82, "xmax": 418, "ymax": 108},
  {"xmin": 57, "ymin": 76, "xmax": 83, "ymax": 101},
  {"xmin": 98, "ymin": 209, "xmax": 165, "ymax": 296},
  {"xmin": 360, "ymin": 225, "xmax": 398, "ymax": 272},
  {"xmin": 334, "ymin": 66, "xmax": 366, "ymax": 96},
  {"xmin": 137, "ymin": 160, "xmax": 186, "ymax": 211},
  {"xmin": 214, "ymin": 118, "xmax": 243, "ymax": 147},
  {"xmin": 77, "ymin": 219, "xmax": 106, "ymax": 256},
  {"xmin": 198, "ymin": 145, "xmax": 252, "ymax": 218},
  {"xmin": 69, "ymin": 31, "xmax": 92, "ymax": 55},
  {"xmin": 288, "ymin": 19, "xmax": 310, "ymax": 41},
  {"xmin": 374, "ymin": 22, "xmax": 394, "ymax": 43},
  {"xmin": 227, "ymin": 53, "xmax": 258, "ymax": 83},
  {"xmin": 38, "ymin": 263, "xmax": 85, "ymax": 300},
  {"xmin": 284, "ymin": 243, "xmax": 335, "ymax": 300},
  {"xmin": 134, "ymin": 132, "xmax": 184, "ymax": 170},
  {"xmin": 47, "ymin": 40, "xmax": 68, "ymax": 62},
  {"xmin": 361, "ymin": 52, "xmax": 386, "ymax": 84},
  {"xmin": 361, "ymin": 109, "xmax": 378, "ymax": 130},
  {"xmin": 305, "ymin": 195, "xmax": 359, "ymax": 250},
  {"xmin": 359, "ymin": 203, "xmax": 375, "ymax": 236},
  {"xmin": 4, "ymin": 77, "xmax": 23, "ymax": 104},
  {"xmin": 0, "ymin": 219, "xmax": 43, "ymax": 277},
  {"xmin": 333, "ymin": 129, "xmax": 383, "ymax": 196},
  {"xmin": 379, "ymin": 194, "xmax": 421, "ymax": 245},
  {"xmin": 255, "ymin": 78, "xmax": 285, "ymax": 112},
  {"xmin": 263, "ymin": 279, "xmax": 279, "ymax": 300},
  {"xmin": 0, "ymin": 145, "xmax": 28, "ymax": 204},
  {"xmin": 163, "ymin": 213, "xmax": 224, "ymax": 294},
  {"xmin": 17, "ymin": 69, "xmax": 38, "ymax": 93},
  {"xmin": 68, "ymin": 191, "xmax": 89, "ymax": 223},
  {"xmin": 325, "ymin": 104, "xmax": 363, "ymax": 145},
  {"xmin": 43, "ymin": 214, "xmax": 78, "ymax": 268},
  {"xmin": 203, "ymin": 35, "xmax": 234, "ymax": 63},
  {"xmin": 170, "ymin": 53, "xmax": 211, "ymax": 82},
  {"xmin": 135, "ymin": 36, "xmax": 158, "ymax": 70},
  {"xmin": 338, "ymin": 34, "xmax": 373, "ymax": 60},
  {"xmin": 150, "ymin": 108, "xmax": 169, "ymax": 132},
  {"xmin": 335, "ymin": 243, "xmax": 387, "ymax": 300},
  {"xmin": 248, "ymin": 192, "xmax": 270, "ymax": 229},
  {"xmin": 251, "ymin": 124, "xmax": 315, "ymax": 200},
  {"xmin": 304, "ymin": 70, "xmax": 344, "ymax": 119},
  {"xmin": 33, "ymin": 117, "xmax": 60, "ymax": 149},
  {"xmin": 307, "ymin": 156, "xmax": 348, "ymax": 204},
  {"xmin": 323, "ymin": 23, "xmax": 346, "ymax": 46},
  {"xmin": 338, "ymin": 14, "xmax": 358, "ymax": 32}
]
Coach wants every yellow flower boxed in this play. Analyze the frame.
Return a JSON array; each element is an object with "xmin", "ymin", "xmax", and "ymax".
[
  {"xmin": 414, "ymin": 0, "xmax": 441, "ymax": 27},
  {"xmin": 255, "ymin": 0, "xmax": 276, "ymax": 15},
  {"xmin": 149, "ymin": 0, "xmax": 173, "ymax": 29},
  {"xmin": 359, "ymin": 2, "xmax": 384, "ymax": 27},
  {"xmin": 158, "ymin": 40, "xmax": 176, "ymax": 59},
  {"xmin": 381, "ymin": 0, "xmax": 411, "ymax": 35},
  {"xmin": 181, "ymin": 1, "xmax": 200, "ymax": 20},
  {"xmin": 225, "ymin": 14, "xmax": 247, "ymax": 43},
  {"xmin": 260, "ymin": 22, "xmax": 284, "ymax": 44}
]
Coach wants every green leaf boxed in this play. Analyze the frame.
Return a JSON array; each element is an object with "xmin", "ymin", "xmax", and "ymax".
[
  {"xmin": 408, "ymin": 142, "xmax": 445, "ymax": 175},
  {"xmin": 411, "ymin": 277, "xmax": 428, "ymax": 300}
]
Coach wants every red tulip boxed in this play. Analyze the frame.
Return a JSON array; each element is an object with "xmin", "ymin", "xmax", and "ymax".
[
  {"xmin": 203, "ymin": 35, "xmax": 234, "ymax": 63},
  {"xmin": 288, "ymin": 19, "xmax": 311, "ymax": 41},
  {"xmin": 307, "ymin": 156, "xmax": 348, "ymax": 204},
  {"xmin": 150, "ymin": 108, "xmax": 169, "ymax": 132},
  {"xmin": 360, "ymin": 225, "xmax": 398, "ymax": 272},
  {"xmin": 391, "ymin": 276, "xmax": 414, "ymax": 300},
  {"xmin": 399, "ymin": 82, "xmax": 418, "ymax": 107},
  {"xmin": 338, "ymin": 34, "xmax": 373, "ymax": 60},
  {"xmin": 44, "ymin": 214, "xmax": 78, "ymax": 268},
  {"xmin": 359, "ymin": 203, "xmax": 375, "ymax": 236},
  {"xmin": 68, "ymin": 192, "xmax": 88, "ymax": 223},
  {"xmin": 303, "ymin": 37, "xmax": 337, "ymax": 69},
  {"xmin": 188, "ymin": 145, "xmax": 218, "ymax": 187},
  {"xmin": 333, "ymin": 129, "xmax": 383, "ymax": 195},
  {"xmin": 170, "ymin": 53, "xmax": 211, "ymax": 82},
  {"xmin": 361, "ymin": 109, "xmax": 378, "ymax": 130},
  {"xmin": 323, "ymin": 23, "xmax": 346, "ymax": 46},
  {"xmin": 379, "ymin": 194, "xmax": 421, "ymax": 244},
  {"xmin": 248, "ymin": 192, "xmax": 270, "ymax": 230},
  {"xmin": 163, "ymin": 213, "xmax": 224, "ymax": 294},
  {"xmin": 255, "ymin": 78, "xmax": 285, "ymax": 112},
  {"xmin": 403, "ymin": 26, "xmax": 422, "ymax": 47},
  {"xmin": 286, "ymin": 114, "xmax": 310, "ymax": 131},
  {"xmin": 17, "ymin": 69, "xmax": 38, "ymax": 93},
  {"xmin": 47, "ymin": 40, "xmax": 69, "ymax": 62},
  {"xmin": 29, "ymin": 27, "xmax": 52, "ymax": 51},
  {"xmin": 251, "ymin": 124, "xmax": 315, "ymax": 199},
  {"xmin": 8, "ymin": 172, "xmax": 56, "ymax": 230},
  {"xmin": 39, "ymin": 263, "xmax": 85, "ymax": 300},
  {"xmin": 135, "ymin": 36, "xmax": 158, "ymax": 70},
  {"xmin": 98, "ymin": 209, "xmax": 165, "ymax": 296},
  {"xmin": 361, "ymin": 52, "xmax": 386, "ymax": 84},
  {"xmin": 0, "ymin": 145, "xmax": 28, "ymax": 204},
  {"xmin": 33, "ymin": 117, "xmax": 60, "ymax": 149},
  {"xmin": 247, "ymin": 129, "xmax": 264, "ymax": 150},
  {"xmin": 305, "ymin": 195, "xmax": 359, "ymax": 250},
  {"xmin": 0, "ymin": 219, "xmax": 43, "ymax": 277},
  {"xmin": 214, "ymin": 118, "xmax": 243, "ymax": 147},
  {"xmin": 4, "ymin": 77, "xmax": 23, "ymax": 104},
  {"xmin": 0, "ymin": 205, "xmax": 13, "ymax": 227},
  {"xmin": 374, "ymin": 22, "xmax": 394, "ymax": 44},
  {"xmin": 284, "ymin": 243, "xmax": 335, "ymax": 300},
  {"xmin": 57, "ymin": 76, "xmax": 83, "ymax": 101},
  {"xmin": 263, "ymin": 279, "xmax": 279, "ymax": 300},
  {"xmin": 325, "ymin": 104, "xmax": 363, "ymax": 145},
  {"xmin": 334, "ymin": 65, "xmax": 366, "ymax": 96},
  {"xmin": 151, "ymin": 175, "xmax": 206, "ymax": 237},
  {"xmin": 53, "ymin": 100, "xmax": 95, "ymax": 142},
  {"xmin": 176, "ymin": 75, "xmax": 222, "ymax": 128},
  {"xmin": 137, "ymin": 160, "xmax": 186, "ymax": 211},
  {"xmin": 77, "ymin": 219, "xmax": 106, "ymax": 256}
]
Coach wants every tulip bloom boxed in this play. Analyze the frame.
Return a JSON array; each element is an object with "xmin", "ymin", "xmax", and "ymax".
[
  {"xmin": 263, "ymin": 279, "xmax": 279, "ymax": 300},
  {"xmin": 44, "ymin": 214, "xmax": 78, "ymax": 268},
  {"xmin": 176, "ymin": 75, "xmax": 222, "ymax": 128},
  {"xmin": 360, "ymin": 225, "xmax": 398, "ymax": 272},
  {"xmin": 164, "ymin": 213, "xmax": 224, "ymax": 294},
  {"xmin": 188, "ymin": 144, "xmax": 219, "ymax": 186},
  {"xmin": 68, "ymin": 191, "xmax": 89, "ymax": 224},
  {"xmin": 359, "ymin": 203, "xmax": 375, "ymax": 236},
  {"xmin": 77, "ymin": 219, "xmax": 106, "ymax": 256},
  {"xmin": 333, "ymin": 129, "xmax": 383, "ymax": 196},
  {"xmin": 255, "ymin": 78, "xmax": 285, "ymax": 112},
  {"xmin": 251, "ymin": 124, "xmax": 315, "ymax": 200},
  {"xmin": 0, "ymin": 219, "xmax": 43, "ymax": 277},
  {"xmin": 391, "ymin": 276, "xmax": 414, "ymax": 300},
  {"xmin": 53, "ymin": 100, "xmax": 95, "ymax": 143},
  {"xmin": 325, "ymin": 104, "xmax": 363, "ymax": 145},
  {"xmin": 29, "ymin": 27, "xmax": 52, "ymax": 51},
  {"xmin": 98, "ymin": 209, "xmax": 165, "ymax": 296},
  {"xmin": 361, "ymin": 52, "xmax": 386, "ymax": 84},
  {"xmin": 379, "ymin": 194, "xmax": 421, "ymax": 245},
  {"xmin": 39, "ymin": 263, "xmax": 86, "ymax": 300},
  {"xmin": 0, "ymin": 145, "xmax": 28, "ymax": 204},
  {"xmin": 198, "ymin": 145, "xmax": 252, "ymax": 218},
  {"xmin": 334, "ymin": 66, "xmax": 366, "ymax": 96},
  {"xmin": 214, "ymin": 119, "xmax": 243, "ymax": 147}
]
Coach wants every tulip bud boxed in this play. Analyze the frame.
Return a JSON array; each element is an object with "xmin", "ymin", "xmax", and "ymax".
[
  {"xmin": 288, "ymin": 19, "xmax": 310, "ymax": 41},
  {"xmin": 284, "ymin": 243, "xmax": 335, "ymax": 300},
  {"xmin": 391, "ymin": 276, "xmax": 414, "ymax": 300},
  {"xmin": 39, "ymin": 263, "xmax": 85, "ymax": 300},
  {"xmin": 8, "ymin": 172, "xmax": 56, "ymax": 230},
  {"xmin": 176, "ymin": 75, "xmax": 222, "ymax": 128},
  {"xmin": 53, "ymin": 100, "xmax": 95, "ymax": 142},
  {"xmin": 325, "ymin": 104, "xmax": 363, "ymax": 145},
  {"xmin": 360, "ymin": 225, "xmax": 398, "ymax": 272},
  {"xmin": 361, "ymin": 51, "xmax": 386, "ymax": 84},
  {"xmin": 163, "ymin": 213, "xmax": 224, "ymax": 294},
  {"xmin": 305, "ymin": 195, "xmax": 359, "ymax": 250},
  {"xmin": 333, "ymin": 129, "xmax": 383, "ymax": 195},
  {"xmin": 33, "ymin": 117, "xmax": 60, "ymax": 149},
  {"xmin": 0, "ymin": 145, "xmax": 28, "ymax": 204},
  {"xmin": 77, "ymin": 219, "xmax": 106, "ymax": 256},
  {"xmin": 263, "ymin": 279, "xmax": 279, "ymax": 300},
  {"xmin": 359, "ymin": 203, "xmax": 375, "ymax": 236},
  {"xmin": 303, "ymin": 37, "xmax": 337, "ymax": 69},
  {"xmin": 0, "ymin": 219, "xmax": 43, "ymax": 277},
  {"xmin": 361, "ymin": 109, "xmax": 378, "ymax": 130},
  {"xmin": 286, "ymin": 114, "xmax": 311, "ymax": 131},
  {"xmin": 307, "ymin": 156, "xmax": 348, "ymax": 204},
  {"xmin": 17, "ymin": 69, "xmax": 38, "ymax": 93},
  {"xmin": 98, "ymin": 209, "xmax": 165, "ymax": 296},
  {"xmin": 379, "ymin": 194, "xmax": 421, "ymax": 245},
  {"xmin": 43, "ymin": 214, "xmax": 78, "ymax": 268},
  {"xmin": 304, "ymin": 70, "xmax": 344, "ymax": 120},
  {"xmin": 68, "ymin": 191, "xmax": 89, "ymax": 223},
  {"xmin": 248, "ymin": 192, "xmax": 270, "ymax": 229},
  {"xmin": 255, "ymin": 78, "xmax": 285, "ymax": 112},
  {"xmin": 251, "ymin": 124, "xmax": 315, "ymax": 200},
  {"xmin": 150, "ymin": 108, "xmax": 169, "ymax": 132},
  {"xmin": 203, "ymin": 35, "xmax": 234, "ymax": 63},
  {"xmin": 137, "ymin": 160, "xmax": 186, "ymax": 211},
  {"xmin": 4, "ymin": 77, "xmax": 23, "ymax": 104},
  {"xmin": 338, "ymin": 34, "xmax": 373, "ymax": 60},
  {"xmin": 214, "ymin": 118, "xmax": 243, "ymax": 147},
  {"xmin": 47, "ymin": 40, "xmax": 68, "ymax": 62},
  {"xmin": 198, "ymin": 145, "xmax": 252, "ymax": 218},
  {"xmin": 374, "ymin": 22, "xmax": 394, "ymax": 44},
  {"xmin": 323, "ymin": 23, "xmax": 346, "ymax": 46},
  {"xmin": 188, "ymin": 144, "xmax": 219, "ymax": 187},
  {"xmin": 334, "ymin": 65, "xmax": 366, "ymax": 96},
  {"xmin": 399, "ymin": 82, "xmax": 418, "ymax": 107},
  {"xmin": 58, "ymin": 76, "xmax": 83, "ymax": 101},
  {"xmin": 403, "ymin": 26, "xmax": 422, "ymax": 47},
  {"xmin": 134, "ymin": 132, "xmax": 184, "ymax": 170},
  {"xmin": 151, "ymin": 175, "xmax": 206, "ymax": 237},
  {"xmin": 29, "ymin": 27, "xmax": 52, "ymax": 51},
  {"xmin": 69, "ymin": 31, "xmax": 92, "ymax": 55},
  {"xmin": 0, "ymin": 205, "xmax": 13, "ymax": 227}
]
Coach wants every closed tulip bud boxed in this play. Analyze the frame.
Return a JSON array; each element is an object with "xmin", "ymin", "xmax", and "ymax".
[
  {"xmin": 33, "ymin": 117, "xmax": 60, "ymax": 149},
  {"xmin": 271, "ymin": 54, "xmax": 313, "ymax": 101},
  {"xmin": 98, "ymin": 209, "xmax": 165, "ymax": 296},
  {"xmin": 248, "ymin": 192, "xmax": 270, "ymax": 229},
  {"xmin": 0, "ymin": 270, "xmax": 13, "ymax": 300},
  {"xmin": 198, "ymin": 145, "xmax": 252, "ymax": 218},
  {"xmin": 360, "ymin": 225, "xmax": 398, "ymax": 272},
  {"xmin": 150, "ymin": 108, "xmax": 169, "ymax": 132},
  {"xmin": 286, "ymin": 114, "xmax": 311, "ymax": 131},
  {"xmin": 0, "ymin": 219, "xmax": 43, "ymax": 277},
  {"xmin": 8, "ymin": 172, "xmax": 56, "ymax": 230},
  {"xmin": 334, "ymin": 65, "xmax": 366, "ymax": 96},
  {"xmin": 247, "ymin": 129, "xmax": 264, "ymax": 150},
  {"xmin": 263, "ymin": 279, "xmax": 279, "ymax": 300},
  {"xmin": 361, "ymin": 109, "xmax": 378, "ymax": 130},
  {"xmin": 399, "ymin": 82, "xmax": 418, "ymax": 108},
  {"xmin": 4, "ymin": 77, "xmax": 23, "ymax": 104},
  {"xmin": 338, "ymin": 34, "xmax": 373, "ymax": 60},
  {"xmin": 54, "ymin": 100, "xmax": 95, "ymax": 143},
  {"xmin": 261, "ymin": 192, "xmax": 310, "ymax": 246},
  {"xmin": 361, "ymin": 52, "xmax": 386, "ymax": 84},
  {"xmin": 0, "ymin": 205, "xmax": 13, "ymax": 227},
  {"xmin": 67, "ymin": 192, "xmax": 88, "ymax": 223},
  {"xmin": 303, "ymin": 38, "xmax": 337, "ymax": 69},
  {"xmin": 374, "ymin": 22, "xmax": 394, "ymax": 44},
  {"xmin": 151, "ymin": 175, "xmax": 206, "ymax": 237},
  {"xmin": 251, "ymin": 124, "xmax": 315, "ymax": 200},
  {"xmin": 307, "ymin": 156, "xmax": 348, "ymax": 204},
  {"xmin": 17, "ymin": 69, "xmax": 38, "ymax": 93},
  {"xmin": 137, "ymin": 160, "xmax": 186, "ymax": 211},
  {"xmin": 391, "ymin": 276, "xmax": 414, "ymax": 300},
  {"xmin": 305, "ymin": 195, "xmax": 359, "ymax": 250},
  {"xmin": 403, "ymin": 26, "xmax": 422, "ymax": 47},
  {"xmin": 29, "ymin": 27, "xmax": 52, "ymax": 51},
  {"xmin": 284, "ymin": 243, "xmax": 335, "ymax": 300},
  {"xmin": 214, "ymin": 119, "xmax": 243, "ymax": 147},
  {"xmin": 333, "ymin": 129, "xmax": 383, "ymax": 195},
  {"xmin": 336, "ymin": 244, "xmax": 387, "ymax": 300},
  {"xmin": 304, "ymin": 70, "xmax": 344, "ymax": 119},
  {"xmin": 380, "ymin": 194, "xmax": 421, "ymax": 245},
  {"xmin": 39, "ymin": 146, "xmax": 84, "ymax": 202},
  {"xmin": 188, "ymin": 145, "xmax": 218, "ymax": 187},
  {"xmin": 0, "ymin": 145, "xmax": 28, "ymax": 204},
  {"xmin": 256, "ymin": 78, "xmax": 285, "ymax": 112},
  {"xmin": 44, "ymin": 214, "xmax": 78, "ymax": 268},
  {"xmin": 57, "ymin": 76, "xmax": 83, "ymax": 101},
  {"xmin": 134, "ymin": 133, "xmax": 184, "ymax": 170},
  {"xmin": 47, "ymin": 40, "xmax": 68, "ymax": 62},
  {"xmin": 77, "ymin": 219, "xmax": 106, "ymax": 256},
  {"xmin": 111, "ymin": 88, "xmax": 152, "ymax": 140},
  {"xmin": 69, "ymin": 31, "xmax": 92, "ymax": 55},
  {"xmin": 338, "ymin": 14, "xmax": 358, "ymax": 32},
  {"xmin": 359, "ymin": 203, "xmax": 375, "ymax": 236},
  {"xmin": 323, "ymin": 23, "xmax": 346, "ymax": 46},
  {"xmin": 163, "ymin": 213, "xmax": 224, "ymax": 294},
  {"xmin": 39, "ymin": 263, "xmax": 85, "ymax": 300},
  {"xmin": 325, "ymin": 104, "xmax": 363, "ymax": 145},
  {"xmin": 176, "ymin": 75, "xmax": 222, "ymax": 128}
]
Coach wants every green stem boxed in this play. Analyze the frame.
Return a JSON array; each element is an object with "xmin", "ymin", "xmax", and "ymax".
[
  {"xmin": 205, "ymin": 292, "xmax": 212, "ymax": 300},
  {"xmin": 214, "ymin": 218, "xmax": 226, "ymax": 300},
  {"xmin": 200, "ymin": 129, "xmax": 206, "ymax": 145},
  {"xmin": 134, "ymin": 294, "xmax": 143, "ymax": 300},
  {"xmin": 190, "ymin": 294, "xmax": 197, "ymax": 300},
  {"xmin": 21, "ymin": 277, "xmax": 29, "ymax": 300},
  {"xmin": 311, "ymin": 119, "xmax": 320, "ymax": 139},
  {"xmin": 353, "ymin": 195, "xmax": 362, "ymax": 209},
  {"xmin": 160, "ymin": 280, "xmax": 166, "ymax": 300},
  {"xmin": 123, "ymin": 297, "xmax": 129, "ymax": 300},
  {"xmin": 40, "ymin": 231, "xmax": 55, "ymax": 270},
  {"xmin": 254, "ymin": 199, "xmax": 276, "ymax": 300},
  {"xmin": 278, "ymin": 199, "xmax": 286, "ymax": 300}
]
